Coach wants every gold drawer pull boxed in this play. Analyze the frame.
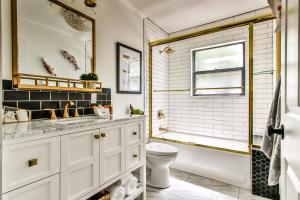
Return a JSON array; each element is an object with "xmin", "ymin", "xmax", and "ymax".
[
  {"xmin": 28, "ymin": 159, "xmax": 38, "ymax": 167},
  {"xmin": 101, "ymin": 133, "xmax": 106, "ymax": 138},
  {"xmin": 133, "ymin": 132, "xmax": 138, "ymax": 135},
  {"xmin": 94, "ymin": 134, "xmax": 100, "ymax": 139},
  {"xmin": 132, "ymin": 154, "xmax": 138, "ymax": 158}
]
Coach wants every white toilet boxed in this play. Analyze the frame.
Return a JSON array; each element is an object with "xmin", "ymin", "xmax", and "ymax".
[{"xmin": 146, "ymin": 142, "xmax": 178, "ymax": 188}]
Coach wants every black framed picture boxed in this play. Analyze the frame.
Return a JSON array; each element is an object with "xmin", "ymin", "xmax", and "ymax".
[{"xmin": 116, "ymin": 42, "xmax": 142, "ymax": 94}]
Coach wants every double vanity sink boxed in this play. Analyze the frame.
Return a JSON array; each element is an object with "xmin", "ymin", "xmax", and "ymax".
[{"xmin": 2, "ymin": 115, "xmax": 146, "ymax": 200}]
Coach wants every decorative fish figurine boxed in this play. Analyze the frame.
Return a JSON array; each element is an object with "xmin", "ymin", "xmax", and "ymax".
[
  {"xmin": 41, "ymin": 57, "xmax": 56, "ymax": 76},
  {"xmin": 61, "ymin": 50, "xmax": 81, "ymax": 71}
]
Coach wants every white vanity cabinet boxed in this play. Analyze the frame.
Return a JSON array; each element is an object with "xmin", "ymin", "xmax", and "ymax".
[
  {"xmin": 61, "ymin": 129, "xmax": 100, "ymax": 200},
  {"xmin": 2, "ymin": 116, "xmax": 146, "ymax": 200}
]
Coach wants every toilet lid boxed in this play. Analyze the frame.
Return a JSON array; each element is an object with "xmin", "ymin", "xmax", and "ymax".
[{"xmin": 146, "ymin": 142, "xmax": 178, "ymax": 156}]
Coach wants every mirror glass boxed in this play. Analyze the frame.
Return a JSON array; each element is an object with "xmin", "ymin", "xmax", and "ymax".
[{"xmin": 17, "ymin": 0, "xmax": 94, "ymax": 79}]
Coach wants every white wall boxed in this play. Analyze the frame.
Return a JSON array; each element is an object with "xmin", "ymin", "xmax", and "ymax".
[{"xmin": 1, "ymin": 0, "xmax": 144, "ymax": 114}]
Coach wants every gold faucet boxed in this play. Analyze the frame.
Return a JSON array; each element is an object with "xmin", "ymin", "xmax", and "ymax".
[
  {"xmin": 44, "ymin": 109, "xmax": 57, "ymax": 120},
  {"xmin": 63, "ymin": 101, "xmax": 75, "ymax": 118}
]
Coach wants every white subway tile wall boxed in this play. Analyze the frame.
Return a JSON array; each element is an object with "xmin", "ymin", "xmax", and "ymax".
[
  {"xmin": 253, "ymin": 20, "xmax": 276, "ymax": 144},
  {"xmin": 167, "ymin": 25, "xmax": 250, "ymax": 141},
  {"xmin": 144, "ymin": 19, "xmax": 169, "ymax": 137},
  {"xmin": 144, "ymin": 8, "xmax": 276, "ymax": 143}
]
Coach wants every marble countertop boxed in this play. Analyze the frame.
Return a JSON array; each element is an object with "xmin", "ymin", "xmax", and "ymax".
[{"xmin": 2, "ymin": 115, "xmax": 146, "ymax": 144}]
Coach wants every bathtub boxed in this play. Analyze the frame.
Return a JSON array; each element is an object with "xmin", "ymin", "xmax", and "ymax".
[{"xmin": 149, "ymin": 137, "xmax": 251, "ymax": 189}]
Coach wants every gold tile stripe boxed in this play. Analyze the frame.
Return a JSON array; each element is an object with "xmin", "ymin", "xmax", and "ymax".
[{"xmin": 248, "ymin": 22, "xmax": 254, "ymax": 154}]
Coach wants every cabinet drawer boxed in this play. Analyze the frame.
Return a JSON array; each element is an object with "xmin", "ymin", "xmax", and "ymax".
[
  {"xmin": 125, "ymin": 122, "xmax": 142, "ymax": 146},
  {"xmin": 126, "ymin": 144, "xmax": 142, "ymax": 170},
  {"xmin": 3, "ymin": 137, "xmax": 60, "ymax": 193},
  {"xmin": 2, "ymin": 174, "xmax": 59, "ymax": 200}
]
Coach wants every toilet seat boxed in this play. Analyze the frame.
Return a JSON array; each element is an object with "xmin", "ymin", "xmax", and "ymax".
[{"xmin": 146, "ymin": 142, "xmax": 178, "ymax": 156}]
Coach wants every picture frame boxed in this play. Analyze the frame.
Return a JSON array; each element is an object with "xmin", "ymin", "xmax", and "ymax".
[{"xmin": 116, "ymin": 42, "xmax": 142, "ymax": 94}]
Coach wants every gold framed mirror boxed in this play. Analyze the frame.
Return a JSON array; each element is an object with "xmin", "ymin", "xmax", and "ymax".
[{"xmin": 12, "ymin": 0, "xmax": 98, "ymax": 91}]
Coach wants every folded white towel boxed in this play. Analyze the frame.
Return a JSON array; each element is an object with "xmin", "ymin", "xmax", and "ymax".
[
  {"xmin": 120, "ymin": 173, "xmax": 133, "ymax": 185},
  {"xmin": 106, "ymin": 185, "xmax": 126, "ymax": 200},
  {"xmin": 123, "ymin": 176, "xmax": 138, "ymax": 196}
]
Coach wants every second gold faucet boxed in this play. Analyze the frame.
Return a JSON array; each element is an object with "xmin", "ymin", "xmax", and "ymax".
[{"xmin": 63, "ymin": 101, "xmax": 75, "ymax": 118}]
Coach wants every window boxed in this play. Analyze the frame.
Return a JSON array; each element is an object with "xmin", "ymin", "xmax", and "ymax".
[{"xmin": 191, "ymin": 41, "xmax": 245, "ymax": 96}]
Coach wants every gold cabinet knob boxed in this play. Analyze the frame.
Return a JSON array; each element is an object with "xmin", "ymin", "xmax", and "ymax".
[
  {"xmin": 28, "ymin": 158, "xmax": 38, "ymax": 167},
  {"xmin": 132, "ymin": 154, "xmax": 138, "ymax": 158},
  {"xmin": 133, "ymin": 132, "xmax": 137, "ymax": 135},
  {"xmin": 94, "ymin": 134, "xmax": 100, "ymax": 139},
  {"xmin": 101, "ymin": 133, "xmax": 106, "ymax": 138}
]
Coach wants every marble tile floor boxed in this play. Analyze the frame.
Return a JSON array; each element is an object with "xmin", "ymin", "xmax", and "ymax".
[{"xmin": 146, "ymin": 169, "xmax": 269, "ymax": 200}]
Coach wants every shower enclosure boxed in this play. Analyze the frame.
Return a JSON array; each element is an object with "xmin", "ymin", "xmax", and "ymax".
[{"xmin": 146, "ymin": 14, "xmax": 280, "ymax": 155}]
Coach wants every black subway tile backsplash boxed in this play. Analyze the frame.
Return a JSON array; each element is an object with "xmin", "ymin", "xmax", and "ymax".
[
  {"xmin": 97, "ymin": 94, "xmax": 107, "ymax": 101},
  {"xmin": 3, "ymin": 80, "xmax": 13, "ymax": 90},
  {"xmin": 54, "ymin": 109, "xmax": 64, "ymax": 118},
  {"xmin": 77, "ymin": 101, "xmax": 90, "ymax": 108},
  {"xmin": 102, "ymin": 88, "xmax": 110, "ymax": 94},
  {"xmin": 32, "ymin": 110, "xmax": 50, "ymax": 120},
  {"xmin": 42, "ymin": 101, "xmax": 60, "ymax": 109},
  {"xmin": 3, "ymin": 101, "xmax": 17, "ymax": 108},
  {"xmin": 102, "ymin": 101, "xmax": 111, "ymax": 106},
  {"xmin": 60, "ymin": 101, "xmax": 68, "ymax": 108},
  {"xmin": 30, "ymin": 91, "xmax": 50, "ymax": 100},
  {"xmin": 69, "ymin": 93, "xmax": 83, "ymax": 100},
  {"xmin": 18, "ymin": 101, "xmax": 41, "ymax": 110},
  {"xmin": 2, "ymin": 79, "xmax": 111, "ymax": 120},
  {"xmin": 51, "ymin": 92, "xmax": 68, "ymax": 100},
  {"xmin": 84, "ymin": 93, "xmax": 91, "ymax": 100},
  {"xmin": 84, "ymin": 108, "xmax": 95, "ymax": 115},
  {"xmin": 4, "ymin": 90, "xmax": 29, "ymax": 101}
]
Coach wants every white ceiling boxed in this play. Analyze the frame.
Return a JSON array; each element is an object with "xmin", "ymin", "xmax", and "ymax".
[{"xmin": 127, "ymin": 0, "xmax": 269, "ymax": 33}]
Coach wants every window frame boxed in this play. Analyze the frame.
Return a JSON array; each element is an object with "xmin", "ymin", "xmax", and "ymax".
[{"xmin": 191, "ymin": 41, "xmax": 246, "ymax": 96}]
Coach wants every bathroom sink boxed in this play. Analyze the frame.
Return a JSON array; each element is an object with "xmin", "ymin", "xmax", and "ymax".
[{"xmin": 53, "ymin": 117, "xmax": 95, "ymax": 125}]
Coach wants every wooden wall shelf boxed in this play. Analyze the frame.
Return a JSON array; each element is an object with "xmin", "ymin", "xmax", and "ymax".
[{"xmin": 14, "ymin": 73, "xmax": 102, "ymax": 93}]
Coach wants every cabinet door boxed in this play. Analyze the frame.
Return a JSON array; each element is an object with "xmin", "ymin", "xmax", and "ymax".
[
  {"xmin": 100, "ymin": 125, "xmax": 125, "ymax": 185},
  {"xmin": 61, "ymin": 130, "xmax": 100, "ymax": 200},
  {"xmin": 2, "ymin": 174, "xmax": 59, "ymax": 200}
]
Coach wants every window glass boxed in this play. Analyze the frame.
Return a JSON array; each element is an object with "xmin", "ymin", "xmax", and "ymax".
[
  {"xmin": 194, "ymin": 71, "xmax": 243, "ymax": 95},
  {"xmin": 192, "ymin": 41, "xmax": 245, "ymax": 96},
  {"xmin": 194, "ymin": 43, "xmax": 244, "ymax": 71}
]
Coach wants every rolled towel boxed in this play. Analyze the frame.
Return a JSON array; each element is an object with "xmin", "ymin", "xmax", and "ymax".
[
  {"xmin": 120, "ymin": 173, "xmax": 133, "ymax": 185},
  {"xmin": 123, "ymin": 176, "xmax": 138, "ymax": 196},
  {"xmin": 106, "ymin": 185, "xmax": 126, "ymax": 200}
]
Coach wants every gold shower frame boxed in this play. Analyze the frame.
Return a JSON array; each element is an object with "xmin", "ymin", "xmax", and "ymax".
[{"xmin": 148, "ymin": 13, "xmax": 280, "ymax": 155}]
